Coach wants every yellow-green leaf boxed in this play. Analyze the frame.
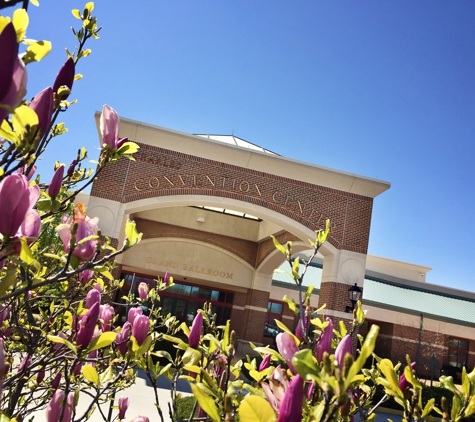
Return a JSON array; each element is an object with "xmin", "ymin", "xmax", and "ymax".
[
  {"xmin": 12, "ymin": 9, "xmax": 28, "ymax": 42},
  {"xmin": 82, "ymin": 364, "xmax": 99, "ymax": 386},
  {"xmin": 74, "ymin": 74, "xmax": 83, "ymax": 81},
  {"xmin": 47, "ymin": 335, "xmax": 77, "ymax": 353},
  {"xmin": 271, "ymin": 235, "xmax": 286, "ymax": 255},
  {"xmin": 23, "ymin": 40, "xmax": 52, "ymax": 64},
  {"xmin": 72, "ymin": 9, "xmax": 81, "ymax": 19},
  {"xmin": 88, "ymin": 331, "xmax": 117, "ymax": 352},
  {"xmin": 190, "ymin": 384, "xmax": 220, "ymax": 422},
  {"xmin": 125, "ymin": 219, "xmax": 142, "ymax": 246},
  {"xmin": 19, "ymin": 236, "xmax": 36, "ymax": 266},
  {"xmin": 30, "ymin": 0, "xmax": 39, "ymax": 6},
  {"xmin": 238, "ymin": 395, "xmax": 276, "ymax": 422}
]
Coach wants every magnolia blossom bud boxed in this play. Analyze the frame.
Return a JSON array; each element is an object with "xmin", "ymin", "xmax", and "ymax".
[
  {"xmin": 259, "ymin": 354, "xmax": 271, "ymax": 372},
  {"xmin": 46, "ymin": 390, "xmax": 74, "ymax": 422},
  {"xmin": 29, "ymin": 87, "xmax": 53, "ymax": 139},
  {"xmin": 53, "ymin": 58, "xmax": 75, "ymax": 102},
  {"xmin": 85, "ymin": 289, "xmax": 101, "ymax": 309},
  {"xmin": 79, "ymin": 270, "xmax": 94, "ymax": 284},
  {"xmin": 67, "ymin": 159, "xmax": 77, "ymax": 177},
  {"xmin": 163, "ymin": 271, "xmax": 170, "ymax": 284},
  {"xmin": 37, "ymin": 367, "xmax": 45, "ymax": 383},
  {"xmin": 76, "ymin": 302, "xmax": 99, "ymax": 348},
  {"xmin": 130, "ymin": 417, "xmax": 150, "ymax": 422},
  {"xmin": 52, "ymin": 372, "xmax": 61, "ymax": 389},
  {"xmin": 99, "ymin": 304, "xmax": 114, "ymax": 332},
  {"xmin": 100, "ymin": 105, "xmax": 128, "ymax": 151},
  {"xmin": 188, "ymin": 312, "xmax": 203, "ymax": 349},
  {"xmin": 277, "ymin": 375, "xmax": 304, "ymax": 422},
  {"xmin": 138, "ymin": 282, "xmax": 148, "ymax": 300},
  {"xmin": 127, "ymin": 307, "xmax": 142, "ymax": 325},
  {"xmin": 276, "ymin": 332, "xmax": 299, "ymax": 374},
  {"xmin": 335, "ymin": 334, "xmax": 353, "ymax": 369},
  {"xmin": 132, "ymin": 315, "xmax": 149, "ymax": 346},
  {"xmin": 18, "ymin": 354, "xmax": 31, "ymax": 373},
  {"xmin": 316, "ymin": 317, "xmax": 333, "ymax": 362},
  {"xmin": 118, "ymin": 397, "xmax": 129, "ymax": 420},
  {"xmin": 116, "ymin": 322, "xmax": 132, "ymax": 355},
  {"xmin": 399, "ymin": 362, "xmax": 417, "ymax": 392},
  {"xmin": 47, "ymin": 165, "xmax": 64, "ymax": 198}
]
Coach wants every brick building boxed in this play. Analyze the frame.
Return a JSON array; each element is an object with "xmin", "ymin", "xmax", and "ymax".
[{"xmin": 84, "ymin": 114, "xmax": 475, "ymax": 377}]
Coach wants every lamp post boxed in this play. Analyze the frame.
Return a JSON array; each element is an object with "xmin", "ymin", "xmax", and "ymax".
[{"xmin": 345, "ymin": 283, "xmax": 362, "ymax": 313}]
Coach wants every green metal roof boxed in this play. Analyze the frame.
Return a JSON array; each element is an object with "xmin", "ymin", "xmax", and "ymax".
[{"xmin": 272, "ymin": 263, "xmax": 475, "ymax": 326}]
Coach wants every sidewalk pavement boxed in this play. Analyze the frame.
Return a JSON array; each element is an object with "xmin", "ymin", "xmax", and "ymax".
[{"xmin": 33, "ymin": 370, "xmax": 193, "ymax": 422}]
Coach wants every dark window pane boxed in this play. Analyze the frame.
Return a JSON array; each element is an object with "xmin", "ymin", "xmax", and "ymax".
[
  {"xmin": 226, "ymin": 293, "xmax": 234, "ymax": 304},
  {"xmin": 217, "ymin": 291, "xmax": 226, "ymax": 302},
  {"xmin": 190, "ymin": 287, "xmax": 199, "ymax": 297},
  {"xmin": 460, "ymin": 340, "xmax": 469, "ymax": 350},
  {"xmin": 199, "ymin": 288, "xmax": 212, "ymax": 300},
  {"xmin": 270, "ymin": 303, "xmax": 283, "ymax": 314},
  {"xmin": 167, "ymin": 284, "xmax": 192, "ymax": 296},
  {"xmin": 449, "ymin": 339, "xmax": 459, "ymax": 348}
]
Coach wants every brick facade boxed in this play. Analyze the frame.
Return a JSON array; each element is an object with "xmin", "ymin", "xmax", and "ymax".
[{"xmin": 91, "ymin": 143, "xmax": 374, "ymax": 255}]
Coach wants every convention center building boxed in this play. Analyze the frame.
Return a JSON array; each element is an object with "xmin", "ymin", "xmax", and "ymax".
[{"xmin": 82, "ymin": 113, "xmax": 475, "ymax": 378}]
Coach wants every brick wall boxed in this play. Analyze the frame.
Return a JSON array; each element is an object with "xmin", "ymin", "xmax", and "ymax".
[
  {"xmin": 91, "ymin": 143, "xmax": 374, "ymax": 254},
  {"xmin": 318, "ymin": 282, "xmax": 361, "ymax": 313}
]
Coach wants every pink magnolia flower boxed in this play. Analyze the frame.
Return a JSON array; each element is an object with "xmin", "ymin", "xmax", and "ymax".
[
  {"xmin": 53, "ymin": 58, "xmax": 75, "ymax": 102},
  {"xmin": 67, "ymin": 159, "xmax": 77, "ymax": 177},
  {"xmin": 47, "ymin": 164, "xmax": 64, "ymax": 198},
  {"xmin": 56, "ymin": 203, "xmax": 99, "ymax": 261},
  {"xmin": 335, "ymin": 334, "xmax": 353, "ymax": 369},
  {"xmin": 13, "ymin": 209, "xmax": 42, "ymax": 254},
  {"xmin": 79, "ymin": 270, "xmax": 94, "ymax": 284},
  {"xmin": 132, "ymin": 315, "xmax": 149, "ymax": 346},
  {"xmin": 85, "ymin": 289, "xmax": 101, "ymax": 309},
  {"xmin": 46, "ymin": 390, "xmax": 74, "ymax": 422},
  {"xmin": 37, "ymin": 367, "xmax": 45, "ymax": 383},
  {"xmin": 100, "ymin": 105, "xmax": 128, "ymax": 150},
  {"xmin": 138, "ymin": 282, "xmax": 148, "ymax": 300},
  {"xmin": 17, "ymin": 164, "xmax": 36, "ymax": 180},
  {"xmin": 130, "ymin": 417, "xmax": 150, "ymax": 422},
  {"xmin": 99, "ymin": 304, "xmax": 114, "ymax": 332},
  {"xmin": 260, "ymin": 365, "xmax": 289, "ymax": 412},
  {"xmin": 0, "ymin": 174, "xmax": 40, "ymax": 238},
  {"xmin": 276, "ymin": 332, "xmax": 299, "ymax": 374},
  {"xmin": 118, "ymin": 397, "xmax": 129, "ymax": 420},
  {"xmin": 259, "ymin": 354, "xmax": 271, "ymax": 372},
  {"xmin": 29, "ymin": 87, "xmax": 53, "ymax": 140},
  {"xmin": 116, "ymin": 321, "xmax": 132, "ymax": 355},
  {"xmin": 316, "ymin": 317, "xmax": 334, "ymax": 362},
  {"xmin": 76, "ymin": 302, "xmax": 99, "ymax": 348},
  {"xmin": 188, "ymin": 312, "xmax": 203, "ymax": 349},
  {"xmin": 277, "ymin": 375, "xmax": 304, "ymax": 422},
  {"xmin": 0, "ymin": 23, "xmax": 27, "ymax": 124},
  {"xmin": 127, "ymin": 307, "xmax": 142, "ymax": 325},
  {"xmin": 399, "ymin": 362, "xmax": 417, "ymax": 392},
  {"xmin": 163, "ymin": 271, "xmax": 170, "ymax": 284}
]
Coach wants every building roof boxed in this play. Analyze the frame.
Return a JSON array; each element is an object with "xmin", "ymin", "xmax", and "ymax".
[
  {"xmin": 194, "ymin": 134, "xmax": 278, "ymax": 155},
  {"xmin": 272, "ymin": 261, "xmax": 475, "ymax": 326}
]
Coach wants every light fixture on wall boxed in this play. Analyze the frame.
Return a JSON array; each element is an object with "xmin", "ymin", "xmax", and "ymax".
[
  {"xmin": 345, "ymin": 283, "xmax": 362, "ymax": 313},
  {"xmin": 197, "ymin": 217, "xmax": 205, "ymax": 223}
]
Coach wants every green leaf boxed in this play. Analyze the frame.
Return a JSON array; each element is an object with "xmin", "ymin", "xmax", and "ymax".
[
  {"xmin": 47, "ymin": 335, "xmax": 77, "ymax": 353},
  {"xmin": 356, "ymin": 301, "xmax": 365, "ymax": 325},
  {"xmin": 137, "ymin": 335, "xmax": 152, "ymax": 356},
  {"xmin": 317, "ymin": 219, "xmax": 331, "ymax": 246},
  {"xmin": 222, "ymin": 320, "xmax": 230, "ymax": 351},
  {"xmin": 346, "ymin": 324, "xmax": 379, "ymax": 389},
  {"xmin": 151, "ymin": 351, "xmax": 173, "ymax": 363},
  {"xmin": 464, "ymin": 395, "xmax": 475, "ymax": 418},
  {"xmin": 117, "ymin": 141, "xmax": 140, "ymax": 156},
  {"xmin": 72, "ymin": 9, "xmax": 81, "ymax": 19},
  {"xmin": 88, "ymin": 331, "xmax": 117, "ymax": 352},
  {"xmin": 238, "ymin": 395, "xmax": 276, "ymax": 422},
  {"xmin": 182, "ymin": 347, "xmax": 201, "ymax": 366},
  {"xmin": 452, "ymin": 393, "xmax": 461, "ymax": 421},
  {"xmin": 99, "ymin": 366, "xmax": 114, "ymax": 385},
  {"xmin": 339, "ymin": 320, "xmax": 347, "ymax": 337},
  {"xmin": 125, "ymin": 219, "xmax": 142, "ymax": 247},
  {"xmin": 82, "ymin": 364, "xmax": 99, "ymax": 386},
  {"xmin": 0, "ymin": 264, "xmax": 18, "ymax": 297},
  {"xmin": 292, "ymin": 349, "xmax": 320, "ymax": 380},
  {"xmin": 283, "ymin": 295, "xmax": 297, "ymax": 313},
  {"xmin": 271, "ymin": 235, "xmax": 286, "ymax": 255},
  {"xmin": 190, "ymin": 384, "xmax": 220, "ymax": 422},
  {"xmin": 23, "ymin": 40, "xmax": 52, "ymax": 64},
  {"xmin": 462, "ymin": 367, "xmax": 470, "ymax": 397},
  {"xmin": 179, "ymin": 322, "xmax": 190, "ymax": 337},
  {"xmin": 421, "ymin": 398, "xmax": 435, "ymax": 418}
]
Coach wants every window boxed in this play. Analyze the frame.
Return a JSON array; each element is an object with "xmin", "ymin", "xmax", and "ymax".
[
  {"xmin": 264, "ymin": 301, "xmax": 283, "ymax": 338},
  {"xmin": 448, "ymin": 338, "xmax": 468, "ymax": 368}
]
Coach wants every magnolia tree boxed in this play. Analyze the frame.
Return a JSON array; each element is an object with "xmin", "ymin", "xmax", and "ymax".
[{"xmin": 2, "ymin": 2, "xmax": 475, "ymax": 422}]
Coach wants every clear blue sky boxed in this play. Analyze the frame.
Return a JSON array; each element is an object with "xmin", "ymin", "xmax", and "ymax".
[{"xmin": 19, "ymin": 1, "xmax": 475, "ymax": 291}]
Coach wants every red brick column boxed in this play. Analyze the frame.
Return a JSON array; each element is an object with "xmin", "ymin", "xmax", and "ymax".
[{"xmin": 239, "ymin": 289, "xmax": 270, "ymax": 343}]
